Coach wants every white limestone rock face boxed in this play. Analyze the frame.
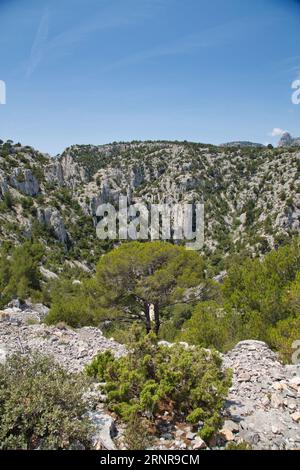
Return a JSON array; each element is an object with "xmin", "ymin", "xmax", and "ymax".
[
  {"xmin": 44, "ymin": 153, "xmax": 88, "ymax": 188},
  {"xmin": 37, "ymin": 207, "xmax": 69, "ymax": 245},
  {"xmin": 278, "ymin": 132, "xmax": 300, "ymax": 147},
  {"xmin": 10, "ymin": 169, "xmax": 40, "ymax": 196},
  {"xmin": 0, "ymin": 170, "xmax": 8, "ymax": 196}
]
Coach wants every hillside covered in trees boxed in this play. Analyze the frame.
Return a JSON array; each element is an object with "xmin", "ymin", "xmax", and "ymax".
[
  {"xmin": 0, "ymin": 138, "xmax": 299, "ymax": 450},
  {"xmin": 0, "ymin": 138, "xmax": 299, "ymax": 275}
]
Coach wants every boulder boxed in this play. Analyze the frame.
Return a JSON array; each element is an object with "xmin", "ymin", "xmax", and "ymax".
[{"xmin": 90, "ymin": 409, "xmax": 118, "ymax": 450}]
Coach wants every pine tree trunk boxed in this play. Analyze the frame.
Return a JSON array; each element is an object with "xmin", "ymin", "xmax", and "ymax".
[
  {"xmin": 144, "ymin": 301, "xmax": 151, "ymax": 333},
  {"xmin": 154, "ymin": 302, "xmax": 160, "ymax": 335}
]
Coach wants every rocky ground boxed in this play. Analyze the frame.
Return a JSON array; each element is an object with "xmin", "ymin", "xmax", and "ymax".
[
  {"xmin": 0, "ymin": 305, "xmax": 299, "ymax": 450},
  {"xmin": 222, "ymin": 341, "xmax": 300, "ymax": 450},
  {"xmin": 0, "ymin": 304, "xmax": 126, "ymax": 372}
]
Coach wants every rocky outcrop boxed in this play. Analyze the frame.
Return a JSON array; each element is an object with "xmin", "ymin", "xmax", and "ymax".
[
  {"xmin": 10, "ymin": 169, "xmax": 40, "ymax": 196},
  {"xmin": 0, "ymin": 139, "xmax": 299, "ymax": 262},
  {"xmin": 0, "ymin": 170, "xmax": 8, "ymax": 197},
  {"xmin": 277, "ymin": 203, "xmax": 300, "ymax": 232},
  {"xmin": 278, "ymin": 132, "xmax": 300, "ymax": 148},
  {"xmin": 45, "ymin": 154, "xmax": 88, "ymax": 188},
  {"xmin": 0, "ymin": 306, "xmax": 126, "ymax": 373},
  {"xmin": 37, "ymin": 207, "xmax": 69, "ymax": 245},
  {"xmin": 222, "ymin": 340, "xmax": 300, "ymax": 450},
  {"xmin": 88, "ymin": 406, "xmax": 118, "ymax": 450},
  {"xmin": 40, "ymin": 266, "xmax": 59, "ymax": 281}
]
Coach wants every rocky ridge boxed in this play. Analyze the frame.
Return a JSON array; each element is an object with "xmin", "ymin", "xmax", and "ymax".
[
  {"xmin": 0, "ymin": 139, "xmax": 299, "ymax": 273},
  {"xmin": 0, "ymin": 306, "xmax": 299, "ymax": 450},
  {"xmin": 0, "ymin": 305, "xmax": 126, "ymax": 372}
]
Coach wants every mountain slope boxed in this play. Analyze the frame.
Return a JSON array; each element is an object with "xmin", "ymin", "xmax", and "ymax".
[{"xmin": 0, "ymin": 139, "xmax": 299, "ymax": 273}]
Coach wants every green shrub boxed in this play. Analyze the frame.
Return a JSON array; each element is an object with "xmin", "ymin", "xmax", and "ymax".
[
  {"xmin": 222, "ymin": 238, "xmax": 300, "ymax": 324},
  {"xmin": 226, "ymin": 441, "xmax": 252, "ymax": 450},
  {"xmin": 45, "ymin": 278, "xmax": 93, "ymax": 327},
  {"xmin": 87, "ymin": 327, "xmax": 231, "ymax": 442},
  {"xmin": 123, "ymin": 412, "xmax": 154, "ymax": 450},
  {"xmin": 179, "ymin": 239, "xmax": 300, "ymax": 358},
  {"xmin": 179, "ymin": 301, "xmax": 232, "ymax": 351},
  {"xmin": 0, "ymin": 242, "xmax": 44, "ymax": 307},
  {"xmin": 0, "ymin": 354, "xmax": 93, "ymax": 450},
  {"xmin": 0, "ymin": 191, "xmax": 14, "ymax": 211},
  {"xmin": 267, "ymin": 315, "xmax": 300, "ymax": 363}
]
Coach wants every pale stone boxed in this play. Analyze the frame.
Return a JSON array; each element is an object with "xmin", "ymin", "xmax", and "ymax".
[
  {"xmin": 192, "ymin": 437, "xmax": 206, "ymax": 450},
  {"xmin": 220, "ymin": 428, "xmax": 235, "ymax": 441},
  {"xmin": 291, "ymin": 412, "xmax": 300, "ymax": 423},
  {"xmin": 290, "ymin": 377, "xmax": 300, "ymax": 386}
]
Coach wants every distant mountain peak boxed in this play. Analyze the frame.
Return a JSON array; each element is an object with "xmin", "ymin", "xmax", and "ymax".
[{"xmin": 278, "ymin": 132, "xmax": 300, "ymax": 147}]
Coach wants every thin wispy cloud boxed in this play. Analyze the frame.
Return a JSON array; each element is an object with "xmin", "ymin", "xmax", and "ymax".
[
  {"xmin": 101, "ymin": 16, "xmax": 270, "ymax": 73},
  {"xmin": 26, "ymin": 7, "xmax": 49, "ymax": 78},
  {"xmin": 26, "ymin": 9, "xmax": 129, "ymax": 77},
  {"xmin": 277, "ymin": 54, "xmax": 300, "ymax": 80},
  {"xmin": 26, "ymin": 0, "xmax": 165, "ymax": 77},
  {"xmin": 102, "ymin": 22, "xmax": 237, "ymax": 73}
]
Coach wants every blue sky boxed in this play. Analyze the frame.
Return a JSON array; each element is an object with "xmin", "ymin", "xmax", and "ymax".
[{"xmin": 0, "ymin": 0, "xmax": 300, "ymax": 155}]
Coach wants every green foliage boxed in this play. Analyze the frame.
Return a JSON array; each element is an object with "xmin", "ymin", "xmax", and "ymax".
[
  {"xmin": 0, "ymin": 354, "xmax": 93, "ymax": 450},
  {"xmin": 178, "ymin": 239, "xmax": 300, "ymax": 361},
  {"xmin": 179, "ymin": 301, "xmax": 234, "ymax": 351},
  {"xmin": 45, "ymin": 278, "xmax": 93, "ymax": 327},
  {"xmin": 283, "ymin": 272, "xmax": 300, "ymax": 314},
  {"xmin": 85, "ymin": 351, "xmax": 115, "ymax": 381},
  {"xmin": 123, "ymin": 413, "xmax": 154, "ymax": 450},
  {"xmin": 87, "ymin": 327, "xmax": 232, "ymax": 442},
  {"xmin": 0, "ymin": 191, "xmax": 14, "ymax": 211},
  {"xmin": 268, "ymin": 315, "xmax": 300, "ymax": 363},
  {"xmin": 93, "ymin": 241, "xmax": 205, "ymax": 333},
  {"xmin": 46, "ymin": 241, "xmax": 205, "ymax": 332},
  {"xmin": 0, "ymin": 241, "xmax": 44, "ymax": 307},
  {"xmin": 226, "ymin": 441, "xmax": 252, "ymax": 450},
  {"xmin": 223, "ymin": 238, "xmax": 300, "ymax": 324},
  {"xmin": 158, "ymin": 303, "xmax": 193, "ymax": 342}
]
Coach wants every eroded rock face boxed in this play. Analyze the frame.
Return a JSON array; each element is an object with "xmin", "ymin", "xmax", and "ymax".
[
  {"xmin": 0, "ymin": 170, "xmax": 8, "ymax": 196},
  {"xmin": 10, "ymin": 169, "xmax": 40, "ymax": 196},
  {"xmin": 278, "ymin": 132, "xmax": 300, "ymax": 148},
  {"xmin": 44, "ymin": 154, "xmax": 88, "ymax": 188},
  {"xmin": 222, "ymin": 340, "xmax": 300, "ymax": 450},
  {"xmin": 37, "ymin": 207, "xmax": 69, "ymax": 245}
]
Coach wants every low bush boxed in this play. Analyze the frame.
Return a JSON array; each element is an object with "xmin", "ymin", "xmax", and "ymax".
[
  {"xmin": 86, "ymin": 327, "xmax": 232, "ymax": 442},
  {"xmin": 0, "ymin": 354, "xmax": 93, "ymax": 450},
  {"xmin": 0, "ymin": 241, "xmax": 44, "ymax": 307}
]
